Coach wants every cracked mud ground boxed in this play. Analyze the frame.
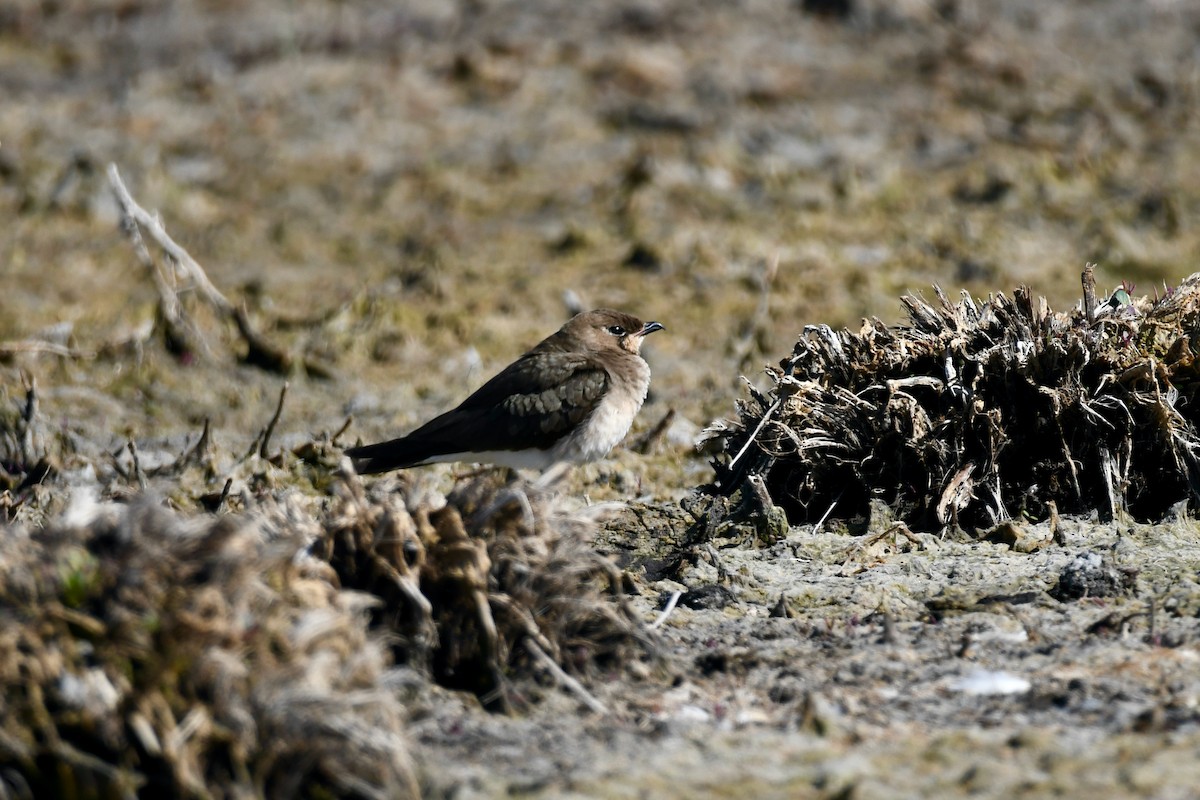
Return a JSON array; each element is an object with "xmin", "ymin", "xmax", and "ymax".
[{"xmin": 4, "ymin": 1, "xmax": 1200, "ymax": 797}]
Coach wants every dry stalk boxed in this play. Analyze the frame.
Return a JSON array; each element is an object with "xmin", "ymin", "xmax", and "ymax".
[
  {"xmin": 524, "ymin": 638, "xmax": 609, "ymax": 715},
  {"xmin": 127, "ymin": 440, "xmax": 148, "ymax": 490},
  {"xmin": 649, "ymin": 589, "xmax": 683, "ymax": 630},
  {"xmin": 632, "ymin": 407, "xmax": 676, "ymax": 454},
  {"xmin": 259, "ymin": 382, "xmax": 289, "ymax": 460},
  {"xmin": 107, "ymin": 165, "xmax": 234, "ymax": 314},
  {"xmin": 0, "ymin": 340, "xmax": 93, "ymax": 360},
  {"xmin": 106, "ymin": 164, "xmax": 333, "ymax": 378},
  {"xmin": 19, "ymin": 371, "xmax": 37, "ymax": 466}
]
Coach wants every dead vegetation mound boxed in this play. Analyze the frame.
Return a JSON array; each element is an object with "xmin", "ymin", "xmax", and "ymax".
[
  {"xmin": 0, "ymin": 459, "xmax": 652, "ymax": 796},
  {"xmin": 709, "ymin": 268, "xmax": 1200, "ymax": 530},
  {"xmin": 0, "ymin": 492, "xmax": 418, "ymax": 800},
  {"xmin": 316, "ymin": 467, "xmax": 652, "ymax": 713}
]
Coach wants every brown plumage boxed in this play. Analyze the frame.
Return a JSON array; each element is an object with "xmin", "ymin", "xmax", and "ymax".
[{"xmin": 346, "ymin": 309, "xmax": 664, "ymax": 473}]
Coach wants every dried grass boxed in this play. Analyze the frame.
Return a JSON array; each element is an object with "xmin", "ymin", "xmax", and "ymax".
[
  {"xmin": 709, "ymin": 271, "xmax": 1200, "ymax": 530},
  {"xmin": 0, "ymin": 456, "xmax": 651, "ymax": 796},
  {"xmin": 316, "ymin": 466, "xmax": 651, "ymax": 712},
  {"xmin": 0, "ymin": 491, "xmax": 418, "ymax": 799}
]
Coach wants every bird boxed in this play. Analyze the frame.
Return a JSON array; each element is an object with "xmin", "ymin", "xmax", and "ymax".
[{"xmin": 346, "ymin": 309, "xmax": 664, "ymax": 474}]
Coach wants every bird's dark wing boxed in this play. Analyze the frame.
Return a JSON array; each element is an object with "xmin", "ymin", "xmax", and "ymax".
[
  {"xmin": 346, "ymin": 352, "xmax": 610, "ymax": 472},
  {"xmin": 415, "ymin": 351, "xmax": 610, "ymax": 448}
]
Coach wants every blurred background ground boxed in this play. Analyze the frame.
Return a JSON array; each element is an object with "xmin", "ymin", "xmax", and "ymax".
[
  {"xmin": 5, "ymin": 0, "xmax": 1199, "ymax": 487},
  {"xmin": 3, "ymin": 0, "xmax": 1200, "ymax": 797}
]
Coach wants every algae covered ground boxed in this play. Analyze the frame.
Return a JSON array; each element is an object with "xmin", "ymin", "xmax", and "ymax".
[{"xmin": 3, "ymin": 1, "xmax": 1200, "ymax": 797}]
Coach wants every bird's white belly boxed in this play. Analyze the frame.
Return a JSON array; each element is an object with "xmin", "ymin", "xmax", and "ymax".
[
  {"xmin": 431, "ymin": 448, "xmax": 560, "ymax": 470},
  {"xmin": 554, "ymin": 361, "xmax": 650, "ymax": 464}
]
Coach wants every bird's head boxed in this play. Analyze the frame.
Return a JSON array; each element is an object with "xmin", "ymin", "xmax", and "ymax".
[{"xmin": 566, "ymin": 309, "xmax": 665, "ymax": 355}]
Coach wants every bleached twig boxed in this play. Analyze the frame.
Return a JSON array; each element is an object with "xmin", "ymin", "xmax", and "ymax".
[
  {"xmin": 728, "ymin": 397, "xmax": 780, "ymax": 470},
  {"xmin": 107, "ymin": 164, "xmax": 235, "ymax": 316},
  {"xmin": 524, "ymin": 638, "xmax": 608, "ymax": 716},
  {"xmin": 0, "ymin": 340, "xmax": 92, "ymax": 359},
  {"xmin": 649, "ymin": 589, "xmax": 683, "ymax": 630},
  {"xmin": 107, "ymin": 164, "xmax": 334, "ymax": 378}
]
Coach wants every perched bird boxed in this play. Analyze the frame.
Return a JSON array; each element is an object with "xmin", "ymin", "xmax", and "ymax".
[{"xmin": 347, "ymin": 309, "xmax": 664, "ymax": 473}]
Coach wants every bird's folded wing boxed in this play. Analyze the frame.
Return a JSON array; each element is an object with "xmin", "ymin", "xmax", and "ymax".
[{"xmin": 407, "ymin": 352, "xmax": 610, "ymax": 452}]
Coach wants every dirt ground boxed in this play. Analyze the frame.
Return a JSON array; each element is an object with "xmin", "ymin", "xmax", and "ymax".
[{"xmin": 4, "ymin": 0, "xmax": 1200, "ymax": 797}]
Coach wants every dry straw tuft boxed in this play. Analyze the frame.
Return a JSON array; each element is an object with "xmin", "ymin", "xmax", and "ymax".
[
  {"xmin": 709, "ymin": 269, "xmax": 1200, "ymax": 530},
  {"xmin": 0, "ymin": 462, "xmax": 651, "ymax": 796},
  {"xmin": 316, "ymin": 465, "xmax": 651, "ymax": 712},
  {"xmin": 0, "ymin": 491, "xmax": 419, "ymax": 800}
]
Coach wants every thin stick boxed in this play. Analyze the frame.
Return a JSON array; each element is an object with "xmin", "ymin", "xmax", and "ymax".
[
  {"xmin": 0, "ymin": 340, "xmax": 92, "ymax": 359},
  {"xmin": 632, "ymin": 407, "xmax": 676, "ymax": 454},
  {"xmin": 108, "ymin": 166, "xmax": 200, "ymax": 355},
  {"xmin": 729, "ymin": 398, "xmax": 780, "ymax": 469},
  {"xmin": 524, "ymin": 638, "xmax": 608, "ymax": 715},
  {"xmin": 127, "ymin": 440, "xmax": 147, "ymax": 490},
  {"xmin": 216, "ymin": 477, "xmax": 233, "ymax": 512},
  {"xmin": 107, "ymin": 164, "xmax": 234, "ymax": 315},
  {"xmin": 880, "ymin": 606, "xmax": 898, "ymax": 645},
  {"xmin": 174, "ymin": 418, "xmax": 211, "ymax": 471},
  {"xmin": 813, "ymin": 492, "xmax": 841, "ymax": 534},
  {"xmin": 109, "ymin": 164, "xmax": 324, "ymax": 376},
  {"xmin": 704, "ymin": 542, "xmax": 731, "ymax": 584},
  {"xmin": 330, "ymin": 416, "xmax": 353, "ymax": 447},
  {"xmin": 233, "ymin": 306, "xmax": 293, "ymax": 374},
  {"xmin": 649, "ymin": 589, "xmax": 683, "ymax": 630},
  {"xmin": 20, "ymin": 371, "xmax": 37, "ymax": 465},
  {"xmin": 243, "ymin": 430, "xmax": 265, "ymax": 461},
  {"xmin": 193, "ymin": 418, "xmax": 211, "ymax": 462},
  {"xmin": 259, "ymin": 382, "xmax": 289, "ymax": 459},
  {"xmin": 1082, "ymin": 262, "xmax": 1097, "ymax": 323}
]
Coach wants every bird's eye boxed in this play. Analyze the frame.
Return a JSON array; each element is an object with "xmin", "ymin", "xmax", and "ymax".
[{"xmin": 606, "ymin": 325, "xmax": 626, "ymax": 336}]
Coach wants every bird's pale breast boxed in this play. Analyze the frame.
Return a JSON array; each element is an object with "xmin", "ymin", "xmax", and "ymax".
[{"xmin": 554, "ymin": 356, "xmax": 651, "ymax": 463}]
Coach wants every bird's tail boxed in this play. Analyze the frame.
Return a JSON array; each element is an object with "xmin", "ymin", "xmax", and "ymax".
[{"xmin": 344, "ymin": 438, "xmax": 436, "ymax": 474}]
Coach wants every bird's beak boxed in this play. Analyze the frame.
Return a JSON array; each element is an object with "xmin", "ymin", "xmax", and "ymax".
[{"xmin": 638, "ymin": 321, "xmax": 665, "ymax": 337}]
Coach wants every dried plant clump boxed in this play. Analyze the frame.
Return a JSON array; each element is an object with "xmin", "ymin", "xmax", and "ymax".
[
  {"xmin": 315, "ymin": 467, "xmax": 651, "ymax": 711},
  {"xmin": 709, "ymin": 270, "xmax": 1200, "ymax": 531},
  {"xmin": 0, "ymin": 374, "xmax": 55, "ymax": 520},
  {"xmin": 0, "ymin": 457, "xmax": 652, "ymax": 798},
  {"xmin": 0, "ymin": 492, "xmax": 418, "ymax": 800}
]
